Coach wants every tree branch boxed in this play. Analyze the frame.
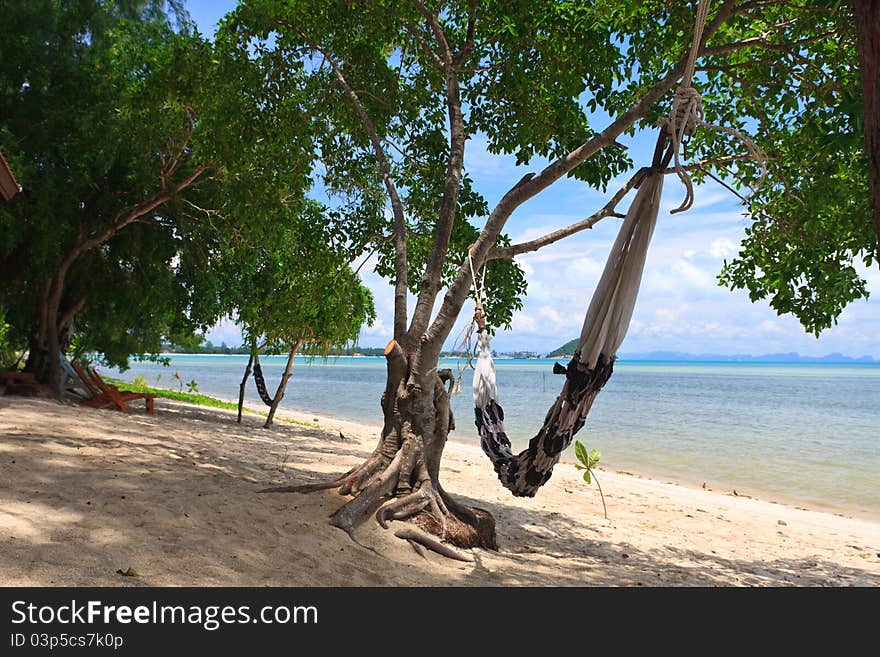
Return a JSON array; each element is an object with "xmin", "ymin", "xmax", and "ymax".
[
  {"xmin": 286, "ymin": 20, "xmax": 410, "ymax": 341},
  {"xmin": 79, "ymin": 164, "xmax": 209, "ymax": 258},
  {"xmin": 486, "ymin": 168, "xmax": 647, "ymax": 261},
  {"xmin": 58, "ymin": 296, "xmax": 87, "ymax": 332},
  {"xmin": 406, "ymin": 33, "xmax": 468, "ymax": 344},
  {"xmin": 421, "ymin": 0, "xmax": 743, "ymax": 350},
  {"xmin": 390, "ymin": 10, "xmax": 445, "ymax": 70},
  {"xmin": 411, "ymin": 0, "xmax": 453, "ymax": 64},
  {"xmin": 701, "ymin": 32, "xmax": 836, "ymax": 58},
  {"xmin": 452, "ymin": 0, "xmax": 479, "ymax": 67}
]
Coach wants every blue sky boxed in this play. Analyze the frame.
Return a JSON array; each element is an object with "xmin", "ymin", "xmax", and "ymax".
[{"xmin": 189, "ymin": 1, "xmax": 880, "ymax": 357}]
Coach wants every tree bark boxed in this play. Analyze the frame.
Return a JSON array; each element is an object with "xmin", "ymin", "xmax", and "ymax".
[
  {"xmin": 853, "ymin": 0, "xmax": 880, "ymax": 265},
  {"xmin": 263, "ymin": 339, "xmax": 303, "ymax": 428},
  {"xmin": 238, "ymin": 348, "xmax": 255, "ymax": 424},
  {"xmin": 24, "ymin": 282, "xmax": 51, "ymax": 378},
  {"xmin": 25, "ymin": 264, "xmax": 73, "ymax": 394},
  {"xmin": 261, "ymin": 339, "xmax": 496, "ymax": 557}
]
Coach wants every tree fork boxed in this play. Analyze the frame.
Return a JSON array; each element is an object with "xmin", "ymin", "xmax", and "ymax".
[{"xmin": 260, "ymin": 339, "xmax": 498, "ymax": 559}]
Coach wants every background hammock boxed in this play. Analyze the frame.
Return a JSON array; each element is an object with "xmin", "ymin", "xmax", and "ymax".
[{"xmin": 252, "ymin": 355, "xmax": 275, "ymax": 406}]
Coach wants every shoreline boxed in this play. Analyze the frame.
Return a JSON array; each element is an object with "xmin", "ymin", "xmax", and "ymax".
[
  {"xmin": 273, "ymin": 401, "xmax": 880, "ymax": 525},
  {"xmin": 111, "ymin": 378, "xmax": 880, "ymax": 523},
  {"xmin": 1, "ymin": 395, "xmax": 878, "ymax": 586},
  {"xmin": 160, "ymin": 352, "xmax": 880, "ymax": 365}
]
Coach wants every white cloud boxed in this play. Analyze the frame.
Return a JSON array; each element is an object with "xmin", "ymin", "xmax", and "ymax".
[
  {"xmin": 203, "ymin": 135, "xmax": 880, "ymax": 359},
  {"xmin": 709, "ymin": 237, "xmax": 739, "ymax": 259}
]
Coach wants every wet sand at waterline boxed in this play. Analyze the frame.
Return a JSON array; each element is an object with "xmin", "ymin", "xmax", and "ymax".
[{"xmin": 1, "ymin": 397, "xmax": 877, "ymax": 586}]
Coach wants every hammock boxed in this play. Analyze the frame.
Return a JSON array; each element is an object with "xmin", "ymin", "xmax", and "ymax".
[
  {"xmin": 472, "ymin": 0, "xmax": 764, "ymax": 497},
  {"xmin": 473, "ymin": 172, "xmax": 663, "ymax": 497},
  {"xmin": 252, "ymin": 355, "xmax": 276, "ymax": 407}
]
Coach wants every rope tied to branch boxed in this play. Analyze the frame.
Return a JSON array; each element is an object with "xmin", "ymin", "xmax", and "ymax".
[
  {"xmin": 451, "ymin": 248, "xmax": 488, "ymax": 396},
  {"xmin": 468, "ymin": 248, "xmax": 487, "ymax": 328},
  {"xmin": 665, "ymin": 0, "xmax": 767, "ymax": 214}
]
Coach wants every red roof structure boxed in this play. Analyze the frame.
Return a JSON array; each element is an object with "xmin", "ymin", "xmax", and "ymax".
[{"xmin": 0, "ymin": 149, "xmax": 21, "ymax": 201}]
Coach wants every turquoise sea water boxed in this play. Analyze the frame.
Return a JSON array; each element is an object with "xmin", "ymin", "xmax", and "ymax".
[{"xmin": 112, "ymin": 355, "xmax": 880, "ymax": 515}]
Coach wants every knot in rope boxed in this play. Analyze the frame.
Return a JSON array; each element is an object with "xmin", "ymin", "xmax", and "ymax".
[
  {"xmin": 450, "ymin": 247, "xmax": 488, "ymax": 396},
  {"xmin": 666, "ymin": 84, "xmax": 705, "ymax": 214},
  {"xmin": 664, "ymin": 0, "xmax": 766, "ymax": 215},
  {"xmin": 669, "ymin": 85, "xmax": 704, "ymax": 140}
]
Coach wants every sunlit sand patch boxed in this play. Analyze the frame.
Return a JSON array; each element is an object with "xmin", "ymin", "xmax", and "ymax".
[{"xmin": 0, "ymin": 397, "xmax": 878, "ymax": 587}]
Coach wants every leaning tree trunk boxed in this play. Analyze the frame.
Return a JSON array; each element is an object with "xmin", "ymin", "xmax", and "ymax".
[
  {"xmin": 237, "ymin": 349, "xmax": 255, "ymax": 424},
  {"xmin": 263, "ymin": 339, "xmax": 303, "ymax": 428},
  {"xmin": 24, "ymin": 253, "xmax": 85, "ymax": 394},
  {"xmin": 24, "ymin": 275, "xmax": 68, "ymax": 393},
  {"xmin": 261, "ymin": 338, "xmax": 497, "ymax": 558}
]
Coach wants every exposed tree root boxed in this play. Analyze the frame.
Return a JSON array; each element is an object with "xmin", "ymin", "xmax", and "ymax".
[
  {"xmin": 258, "ymin": 479, "xmax": 344, "ymax": 494},
  {"xmin": 259, "ymin": 338, "xmax": 499, "ymax": 561},
  {"xmin": 257, "ymin": 463, "xmax": 359, "ymax": 493},
  {"xmin": 393, "ymin": 526, "xmax": 474, "ymax": 563},
  {"xmin": 405, "ymin": 538, "xmax": 428, "ymax": 559},
  {"xmin": 329, "ymin": 445, "xmax": 407, "ymax": 534}
]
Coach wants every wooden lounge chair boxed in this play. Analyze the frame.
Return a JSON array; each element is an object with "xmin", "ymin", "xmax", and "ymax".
[
  {"xmin": 69, "ymin": 360, "xmax": 155, "ymax": 415},
  {"xmin": 68, "ymin": 360, "xmax": 104, "ymax": 403},
  {"xmin": 87, "ymin": 367, "xmax": 155, "ymax": 415}
]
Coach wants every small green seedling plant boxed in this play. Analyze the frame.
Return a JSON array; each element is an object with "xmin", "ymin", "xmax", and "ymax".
[
  {"xmin": 574, "ymin": 440, "xmax": 608, "ymax": 519},
  {"xmin": 186, "ymin": 379, "xmax": 199, "ymax": 394}
]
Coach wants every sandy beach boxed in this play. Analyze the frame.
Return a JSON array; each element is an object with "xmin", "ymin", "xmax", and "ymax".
[{"xmin": 0, "ymin": 395, "xmax": 877, "ymax": 587}]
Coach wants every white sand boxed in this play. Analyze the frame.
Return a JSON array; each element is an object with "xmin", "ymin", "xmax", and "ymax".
[{"xmin": 0, "ymin": 396, "xmax": 877, "ymax": 586}]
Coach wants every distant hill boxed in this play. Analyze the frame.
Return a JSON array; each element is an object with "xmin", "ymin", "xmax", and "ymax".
[
  {"xmin": 547, "ymin": 338, "xmax": 580, "ymax": 358},
  {"xmin": 547, "ymin": 341, "xmax": 877, "ymax": 363}
]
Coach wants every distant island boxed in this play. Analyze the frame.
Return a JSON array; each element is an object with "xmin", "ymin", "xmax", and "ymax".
[
  {"xmin": 547, "ymin": 339, "xmax": 877, "ymax": 363},
  {"xmin": 163, "ymin": 340, "xmax": 475, "ymax": 359},
  {"xmin": 165, "ymin": 339, "xmax": 876, "ymax": 364}
]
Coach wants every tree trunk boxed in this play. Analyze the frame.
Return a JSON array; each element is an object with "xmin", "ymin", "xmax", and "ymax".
[
  {"xmin": 24, "ymin": 250, "xmax": 84, "ymax": 394},
  {"xmin": 261, "ymin": 338, "xmax": 497, "ymax": 558},
  {"xmin": 263, "ymin": 339, "xmax": 303, "ymax": 428},
  {"xmin": 24, "ymin": 282, "xmax": 51, "ymax": 379},
  {"xmin": 24, "ymin": 275, "xmax": 66, "ymax": 394},
  {"xmin": 238, "ymin": 349, "xmax": 255, "ymax": 424},
  {"xmin": 854, "ymin": 0, "xmax": 880, "ymax": 265}
]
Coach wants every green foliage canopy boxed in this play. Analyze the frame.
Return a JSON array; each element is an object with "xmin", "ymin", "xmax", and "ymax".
[
  {"xmin": 222, "ymin": 0, "xmax": 870, "ymax": 340},
  {"xmin": 212, "ymin": 201, "xmax": 376, "ymax": 357},
  {"xmin": 0, "ymin": 0, "xmax": 318, "ymax": 369}
]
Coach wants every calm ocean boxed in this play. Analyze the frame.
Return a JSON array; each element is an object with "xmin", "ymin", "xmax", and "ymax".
[{"xmin": 112, "ymin": 355, "xmax": 880, "ymax": 515}]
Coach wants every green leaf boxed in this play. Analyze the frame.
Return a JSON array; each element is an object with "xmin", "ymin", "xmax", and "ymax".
[
  {"xmin": 583, "ymin": 470, "xmax": 591, "ymax": 485},
  {"xmin": 574, "ymin": 440, "xmax": 589, "ymax": 466}
]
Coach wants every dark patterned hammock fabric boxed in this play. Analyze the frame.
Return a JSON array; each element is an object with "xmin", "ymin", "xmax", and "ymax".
[
  {"xmin": 473, "ymin": 172, "xmax": 663, "ymax": 497},
  {"xmin": 252, "ymin": 361, "xmax": 275, "ymax": 407}
]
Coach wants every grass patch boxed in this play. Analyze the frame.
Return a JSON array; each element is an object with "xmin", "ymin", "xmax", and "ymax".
[{"xmin": 105, "ymin": 377, "xmax": 320, "ymax": 429}]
